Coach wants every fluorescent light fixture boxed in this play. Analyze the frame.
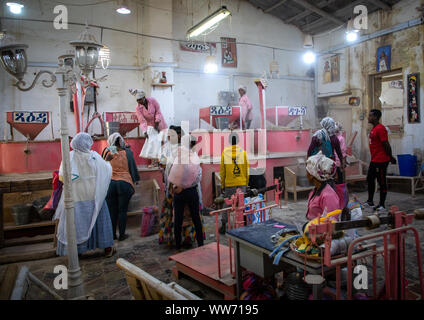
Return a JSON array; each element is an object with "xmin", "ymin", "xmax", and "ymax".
[
  {"xmin": 204, "ymin": 55, "xmax": 218, "ymax": 73},
  {"xmin": 116, "ymin": 0, "xmax": 131, "ymax": 14},
  {"xmin": 6, "ymin": 2, "xmax": 24, "ymax": 14},
  {"xmin": 303, "ymin": 51, "xmax": 316, "ymax": 64},
  {"xmin": 187, "ymin": 6, "xmax": 231, "ymax": 38}
]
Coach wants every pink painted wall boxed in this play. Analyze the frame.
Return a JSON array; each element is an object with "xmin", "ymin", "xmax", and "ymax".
[{"xmin": 0, "ymin": 137, "xmax": 148, "ymax": 174}]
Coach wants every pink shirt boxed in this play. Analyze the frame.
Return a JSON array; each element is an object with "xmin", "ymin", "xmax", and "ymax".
[
  {"xmin": 306, "ymin": 184, "xmax": 340, "ymax": 221},
  {"xmin": 239, "ymin": 94, "xmax": 253, "ymax": 122},
  {"xmin": 135, "ymin": 97, "xmax": 168, "ymax": 133},
  {"xmin": 335, "ymin": 134, "xmax": 347, "ymax": 167}
]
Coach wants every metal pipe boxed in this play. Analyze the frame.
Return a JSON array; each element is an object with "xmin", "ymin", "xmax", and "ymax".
[
  {"xmin": 26, "ymin": 63, "xmax": 314, "ymax": 81},
  {"xmin": 319, "ymin": 17, "xmax": 424, "ymax": 55}
]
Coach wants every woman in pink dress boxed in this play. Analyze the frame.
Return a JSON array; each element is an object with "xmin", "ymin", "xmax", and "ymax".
[
  {"xmin": 305, "ymin": 151, "xmax": 340, "ymax": 221},
  {"xmin": 334, "ymin": 122, "xmax": 347, "ymax": 184},
  {"xmin": 131, "ymin": 89, "xmax": 168, "ymax": 167},
  {"xmin": 238, "ymin": 85, "xmax": 253, "ymax": 129}
]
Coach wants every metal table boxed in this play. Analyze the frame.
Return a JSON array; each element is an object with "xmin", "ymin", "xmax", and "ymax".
[{"xmin": 226, "ymin": 219, "xmax": 337, "ymax": 299}]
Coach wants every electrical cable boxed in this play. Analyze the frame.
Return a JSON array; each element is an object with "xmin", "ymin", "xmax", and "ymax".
[{"xmin": 0, "ymin": 16, "xmax": 305, "ymax": 53}]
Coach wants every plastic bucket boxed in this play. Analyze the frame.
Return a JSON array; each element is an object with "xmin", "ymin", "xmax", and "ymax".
[
  {"xmin": 397, "ymin": 154, "xmax": 417, "ymax": 177},
  {"xmin": 11, "ymin": 204, "xmax": 32, "ymax": 225}
]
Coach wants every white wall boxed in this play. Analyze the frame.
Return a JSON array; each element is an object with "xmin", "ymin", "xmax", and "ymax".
[
  {"xmin": 0, "ymin": 0, "xmax": 316, "ymax": 140},
  {"xmin": 314, "ymin": 0, "xmax": 424, "ymax": 166},
  {"xmin": 171, "ymin": 0, "xmax": 315, "ymax": 130}
]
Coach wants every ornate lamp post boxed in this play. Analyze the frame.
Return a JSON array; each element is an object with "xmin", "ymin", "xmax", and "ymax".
[{"xmin": 0, "ymin": 27, "xmax": 105, "ymax": 299}]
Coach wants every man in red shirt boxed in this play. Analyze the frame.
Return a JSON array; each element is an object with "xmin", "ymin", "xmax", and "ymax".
[{"xmin": 365, "ymin": 109, "xmax": 397, "ymax": 211}]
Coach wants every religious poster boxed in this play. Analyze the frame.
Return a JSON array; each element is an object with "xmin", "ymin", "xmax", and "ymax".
[
  {"xmin": 377, "ymin": 45, "xmax": 391, "ymax": 72},
  {"xmin": 221, "ymin": 37, "xmax": 237, "ymax": 68},
  {"xmin": 322, "ymin": 55, "xmax": 340, "ymax": 83},
  {"xmin": 180, "ymin": 41, "xmax": 216, "ymax": 53},
  {"xmin": 407, "ymin": 73, "xmax": 420, "ymax": 123}
]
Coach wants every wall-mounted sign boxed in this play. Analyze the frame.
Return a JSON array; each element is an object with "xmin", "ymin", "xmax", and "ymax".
[
  {"xmin": 221, "ymin": 37, "xmax": 237, "ymax": 68},
  {"xmin": 349, "ymin": 97, "xmax": 361, "ymax": 106},
  {"xmin": 13, "ymin": 111, "xmax": 48, "ymax": 123},
  {"xmin": 106, "ymin": 112, "xmax": 138, "ymax": 123},
  {"xmin": 407, "ymin": 73, "xmax": 420, "ymax": 123},
  {"xmin": 210, "ymin": 105, "xmax": 232, "ymax": 116},
  {"xmin": 288, "ymin": 106, "xmax": 306, "ymax": 116},
  {"xmin": 180, "ymin": 42, "xmax": 216, "ymax": 53},
  {"xmin": 389, "ymin": 80, "xmax": 403, "ymax": 89}
]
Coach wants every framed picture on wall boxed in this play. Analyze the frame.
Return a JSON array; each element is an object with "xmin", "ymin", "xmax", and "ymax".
[
  {"xmin": 322, "ymin": 55, "xmax": 340, "ymax": 83},
  {"xmin": 221, "ymin": 37, "xmax": 237, "ymax": 68},
  {"xmin": 377, "ymin": 45, "xmax": 391, "ymax": 72},
  {"xmin": 407, "ymin": 73, "xmax": 420, "ymax": 123}
]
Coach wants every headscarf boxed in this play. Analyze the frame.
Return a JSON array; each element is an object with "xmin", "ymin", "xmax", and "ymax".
[
  {"xmin": 335, "ymin": 122, "xmax": 342, "ymax": 134},
  {"xmin": 107, "ymin": 132, "xmax": 125, "ymax": 148},
  {"xmin": 238, "ymin": 85, "xmax": 247, "ymax": 93},
  {"xmin": 70, "ymin": 132, "xmax": 93, "ymax": 153},
  {"xmin": 129, "ymin": 88, "xmax": 145, "ymax": 100},
  {"xmin": 306, "ymin": 151, "xmax": 336, "ymax": 182},
  {"xmin": 313, "ymin": 117, "xmax": 336, "ymax": 141}
]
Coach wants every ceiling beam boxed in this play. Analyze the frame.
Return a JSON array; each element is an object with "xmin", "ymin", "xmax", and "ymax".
[
  {"xmin": 290, "ymin": 0, "xmax": 344, "ymax": 25},
  {"xmin": 301, "ymin": 0, "xmax": 367, "ymax": 33},
  {"xmin": 285, "ymin": 0, "xmax": 331, "ymax": 23},
  {"xmin": 264, "ymin": 0, "xmax": 289, "ymax": 13},
  {"xmin": 367, "ymin": 0, "xmax": 391, "ymax": 10}
]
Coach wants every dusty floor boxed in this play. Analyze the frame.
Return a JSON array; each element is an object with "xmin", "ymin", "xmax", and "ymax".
[{"xmin": 1, "ymin": 188, "xmax": 424, "ymax": 300}]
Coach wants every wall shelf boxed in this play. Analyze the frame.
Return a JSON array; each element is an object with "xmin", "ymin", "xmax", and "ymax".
[{"xmin": 151, "ymin": 83, "xmax": 175, "ymax": 91}]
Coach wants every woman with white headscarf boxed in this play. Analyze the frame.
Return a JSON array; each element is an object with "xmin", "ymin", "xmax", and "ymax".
[
  {"xmin": 305, "ymin": 151, "xmax": 340, "ymax": 221},
  {"xmin": 54, "ymin": 132, "xmax": 115, "ymax": 257},
  {"xmin": 130, "ymin": 89, "xmax": 168, "ymax": 167},
  {"xmin": 307, "ymin": 117, "xmax": 344, "ymax": 170},
  {"xmin": 238, "ymin": 85, "xmax": 253, "ymax": 129},
  {"xmin": 102, "ymin": 132, "xmax": 140, "ymax": 241}
]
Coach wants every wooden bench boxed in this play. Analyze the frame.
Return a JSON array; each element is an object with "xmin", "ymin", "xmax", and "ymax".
[
  {"xmin": 386, "ymin": 175, "xmax": 424, "ymax": 197},
  {"xmin": 116, "ymin": 258, "xmax": 201, "ymax": 300},
  {"xmin": 284, "ymin": 167, "xmax": 314, "ymax": 203}
]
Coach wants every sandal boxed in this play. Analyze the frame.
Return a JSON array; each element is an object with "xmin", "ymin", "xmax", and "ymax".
[{"xmin": 105, "ymin": 246, "xmax": 116, "ymax": 258}]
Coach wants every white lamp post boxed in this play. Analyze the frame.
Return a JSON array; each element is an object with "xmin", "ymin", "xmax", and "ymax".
[{"xmin": 0, "ymin": 27, "xmax": 105, "ymax": 299}]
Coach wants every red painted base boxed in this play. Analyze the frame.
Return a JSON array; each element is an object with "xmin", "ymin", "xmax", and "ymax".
[{"xmin": 169, "ymin": 242, "xmax": 237, "ymax": 300}]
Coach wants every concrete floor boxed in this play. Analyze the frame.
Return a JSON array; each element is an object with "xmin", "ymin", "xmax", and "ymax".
[{"xmin": 1, "ymin": 188, "xmax": 423, "ymax": 300}]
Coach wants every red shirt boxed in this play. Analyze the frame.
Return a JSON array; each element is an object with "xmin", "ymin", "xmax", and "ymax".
[{"xmin": 369, "ymin": 123, "xmax": 390, "ymax": 163}]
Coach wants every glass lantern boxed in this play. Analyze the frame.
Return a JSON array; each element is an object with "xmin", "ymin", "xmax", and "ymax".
[
  {"xmin": 0, "ymin": 33, "xmax": 28, "ymax": 82},
  {"xmin": 70, "ymin": 26, "xmax": 103, "ymax": 76}
]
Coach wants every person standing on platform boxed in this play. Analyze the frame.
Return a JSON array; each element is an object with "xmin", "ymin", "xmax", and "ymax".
[
  {"xmin": 334, "ymin": 122, "xmax": 347, "ymax": 184},
  {"xmin": 365, "ymin": 109, "xmax": 397, "ymax": 212},
  {"xmin": 102, "ymin": 133, "xmax": 140, "ymax": 241},
  {"xmin": 238, "ymin": 85, "xmax": 253, "ymax": 129},
  {"xmin": 130, "ymin": 89, "xmax": 168, "ymax": 167},
  {"xmin": 219, "ymin": 132, "xmax": 249, "ymax": 234},
  {"xmin": 54, "ymin": 132, "xmax": 115, "ymax": 258}
]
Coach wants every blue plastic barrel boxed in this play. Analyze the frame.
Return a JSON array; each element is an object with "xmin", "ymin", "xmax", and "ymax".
[{"xmin": 397, "ymin": 154, "xmax": 417, "ymax": 177}]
